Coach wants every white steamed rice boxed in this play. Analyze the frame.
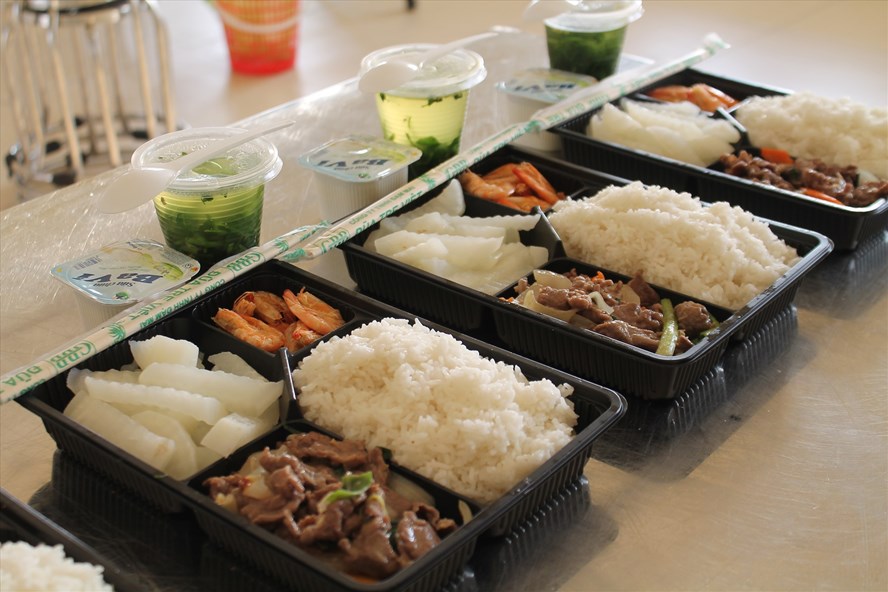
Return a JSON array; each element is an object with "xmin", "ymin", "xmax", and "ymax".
[
  {"xmin": 293, "ymin": 317, "xmax": 578, "ymax": 504},
  {"xmin": 0, "ymin": 541, "xmax": 113, "ymax": 591},
  {"xmin": 547, "ymin": 182, "xmax": 801, "ymax": 310},
  {"xmin": 735, "ymin": 91, "xmax": 888, "ymax": 180}
]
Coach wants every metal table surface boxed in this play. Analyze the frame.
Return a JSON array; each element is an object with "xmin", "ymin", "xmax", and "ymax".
[{"xmin": 1, "ymin": 27, "xmax": 886, "ymax": 592}]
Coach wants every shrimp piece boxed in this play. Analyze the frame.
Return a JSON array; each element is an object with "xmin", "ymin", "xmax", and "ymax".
[
  {"xmin": 283, "ymin": 320, "xmax": 323, "ymax": 353},
  {"xmin": 212, "ymin": 308, "xmax": 285, "ymax": 352},
  {"xmin": 233, "ymin": 291, "xmax": 294, "ymax": 332},
  {"xmin": 282, "ymin": 288, "xmax": 345, "ymax": 335},
  {"xmin": 458, "ymin": 170, "xmax": 511, "ymax": 201},
  {"xmin": 647, "ymin": 85, "xmax": 692, "ymax": 103},
  {"xmin": 512, "ymin": 162, "xmax": 563, "ymax": 205},
  {"xmin": 482, "ymin": 164, "xmax": 521, "ymax": 182}
]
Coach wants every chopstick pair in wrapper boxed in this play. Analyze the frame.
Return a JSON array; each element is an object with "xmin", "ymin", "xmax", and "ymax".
[{"xmin": 0, "ymin": 34, "xmax": 729, "ymax": 404}]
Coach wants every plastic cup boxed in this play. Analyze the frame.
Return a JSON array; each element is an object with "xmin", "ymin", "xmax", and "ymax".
[
  {"xmin": 544, "ymin": 0, "xmax": 643, "ymax": 80},
  {"xmin": 132, "ymin": 127, "xmax": 283, "ymax": 269},
  {"xmin": 298, "ymin": 135, "xmax": 421, "ymax": 222},
  {"xmin": 216, "ymin": 0, "xmax": 300, "ymax": 75},
  {"xmin": 360, "ymin": 44, "xmax": 487, "ymax": 178}
]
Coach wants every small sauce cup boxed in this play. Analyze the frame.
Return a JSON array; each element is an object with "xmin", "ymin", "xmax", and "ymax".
[
  {"xmin": 497, "ymin": 68, "xmax": 599, "ymax": 151},
  {"xmin": 51, "ymin": 239, "xmax": 201, "ymax": 330},
  {"xmin": 299, "ymin": 135, "xmax": 421, "ymax": 222}
]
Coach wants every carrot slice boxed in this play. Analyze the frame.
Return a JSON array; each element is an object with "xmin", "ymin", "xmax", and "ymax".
[
  {"xmin": 802, "ymin": 188, "xmax": 844, "ymax": 206},
  {"xmin": 759, "ymin": 147, "xmax": 794, "ymax": 165}
]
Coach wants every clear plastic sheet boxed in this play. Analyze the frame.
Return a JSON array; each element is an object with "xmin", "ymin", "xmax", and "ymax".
[{"xmin": 0, "ymin": 33, "xmax": 548, "ymax": 376}]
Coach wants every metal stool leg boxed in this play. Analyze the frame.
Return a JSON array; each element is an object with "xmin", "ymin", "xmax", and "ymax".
[
  {"xmin": 86, "ymin": 21, "xmax": 121, "ymax": 166},
  {"xmin": 130, "ymin": 0, "xmax": 157, "ymax": 140},
  {"xmin": 144, "ymin": 0, "xmax": 176, "ymax": 137},
  {"xmin": 46, "ymin": 16, "xmax": 85, "ymax": 178}
]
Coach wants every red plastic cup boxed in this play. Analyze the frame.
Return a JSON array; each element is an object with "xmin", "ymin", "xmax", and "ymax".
[{"xmin": 216, "ymin": 0, "xmax": 300, "ymax": 75}]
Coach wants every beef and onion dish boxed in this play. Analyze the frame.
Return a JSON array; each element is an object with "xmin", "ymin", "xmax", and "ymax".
[
  {"xmin": 204, "ymin": 432, "xmax": 457, "ymax": 581},
  {"xmin": 719, "ymin": 149, "xmax": 888, "ymax": 207},
  {"xmin": 506, "ymin": 269, "xmax": 719, "ymax": 356}
]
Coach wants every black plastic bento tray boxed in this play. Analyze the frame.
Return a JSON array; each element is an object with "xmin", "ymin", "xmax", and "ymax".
[
  {"xmin": 339, "ymin": 144, "xmax": 832, "ymax": 398},
  {"xmin": 339, "ymin": 146, "xmax": 634, "ymax": 334},
  {"xmin": 16, "ymin": 260, "xmax": 626, "ymax": 592},
  {"xmin": 550, "ymin": 68, "xmax": 887, "ymax": 251},
  {"xmin": 492, "ymin": 258, "xmax": 736, "ymax": 400},
  {"xmin": 0, "ymin": 488, "xmax": 145, "ymax": 591}
]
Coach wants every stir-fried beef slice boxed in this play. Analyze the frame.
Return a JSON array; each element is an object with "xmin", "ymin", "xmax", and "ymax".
[
  {"xmin": 240, "ymin": 488, "xmax": 304, "ymax": 525},
  {"xmin": 265, "ymin": 463, "xmax": 307, "ymax": 497},
  {"xmin": 339, "ymin": 486, "xmax": 399, "ymax": 579},
  {"xmin": 567, "ymin": 270, "xmax": 622, "ymax": 304},
  {"xmin": 628, "ymin": 273, "xmax": 660, "ymax": 307},
  {"xmin": 412, "ymin": 502, "xmax": 457, "ymax": 536},
  {"xmin": 722, "ymin": 151, "xmax": 887, "ymax": 206},
  {"xmin": 304, "ymin": 481, "xmax": 343, "ymax": 515},
  {"xmin": 381, "ymin": 485, "xmax": 414, "ymax": 521},
  {"xmin": 674, "ymin": 300, "xmax": 713, "ymax": 338},
  {"xmin": 593, "ymin": 320, "xmax": 660, "ymax": 351},
  {"xmin": 204, "ymin": 474, "xmax": 248, "ymax": 498},
  {"xmin": 367, "ymin": 446, "xmax": 389, "ymax": 485},
  {"xmin": 275, "ymin": 512, "xmax": 303, "ymax": 542},
  {"xmin": 298, "ymin": 497, "xmax": 361, "ymax": 546},
  {"xmin": 850, "ymin": 180, "xmax": 888, "ymax": 207},
  {"xmin": 260, "ymin": 447, "xmax": 339, "ymax": 490},
  {"xmin": 674, "ymin": 332, "xmax": 695, "ymax": 354},
  {"xmin": 611, "ymin": 302, "xmax": 663, "ymax": 331},
  {"xmin": 722, "ymin": 152, "xmax": 795, "ymax": 189},
  {"xmin": 797, "ymin": 163, "xmax": 853, "ymax": 200},
  {"xmin": 395, "ymin": 510, "xmax": 442, "ymax": 563},
  {"xmin": 534, "ymin": 285, "xmax": 571, "ymax": 309},
  {"xmin": 285, "ymin": 432, "xmax": 370, "ymax": 471},
  {"xmin": 574, "ymin": 301, "xmax": 614, "ymax": 324}
]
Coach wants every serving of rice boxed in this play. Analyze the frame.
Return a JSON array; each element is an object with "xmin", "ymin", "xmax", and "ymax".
[
  {"xmin": 293, "ymin": 317, "xmax": 577, "ymax": 504},
  {"xmin": 735, "ymin": 91, "xmax": 888, "ymax": 180},
  {"xmin": 547, "ymin": 182, "xmax": 801, "ymax": 310},
  {"xmin": 0, "ymin": 541, "xmax": 113, "ymax": 591}
]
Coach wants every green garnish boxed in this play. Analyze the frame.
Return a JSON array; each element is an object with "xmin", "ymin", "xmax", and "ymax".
[
  {"xmin": 318, "ymin": 471, "xmax": 374, "ymax": 512},
  {"xmin": 545, "ymin": 24, "xmax": 627, "ymax": 79},
  {"xmin": 406, "ymin": 134, "xmax": 461, "ymax": 178},
  {"xmin": 656, "ymin": 298, "xmax": 678, "ymax": 356}
]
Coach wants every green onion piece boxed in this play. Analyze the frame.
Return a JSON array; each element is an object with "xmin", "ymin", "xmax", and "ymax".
[
  {"xmin": 318, "ymin": 471, "xmax": 374, "ymax": 512},
  {"xmin": 656, "ymin": 298, "xmax": 678, "ymax": 356}
]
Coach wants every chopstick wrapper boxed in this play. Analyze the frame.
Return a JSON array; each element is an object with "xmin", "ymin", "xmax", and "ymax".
[{"xmin": 0, "ymin": 34, "xmax": 727, "ymax": 404}]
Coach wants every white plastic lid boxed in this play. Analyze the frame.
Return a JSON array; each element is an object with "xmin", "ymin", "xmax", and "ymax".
[
  {"xmin": 131, "ymin": 127, "xmax": 283, "ymax": 195},
  {"xmin": 544, "ymin": 0, "xmax": 644, "ymax": 32},
  {"xmin": 497, "ymin": 68, "xmax": 600, "ymax": 104},
  {"xmin": 51, "ymin": 239, "xmax": 201, "ymax": 306},
  {"xmin": 360, "ymin": 44, "xmax": 487, "ymax": 98},
  {"xmin": 298, "ymin": 135, "xmax": 422, "ymax": 183}
]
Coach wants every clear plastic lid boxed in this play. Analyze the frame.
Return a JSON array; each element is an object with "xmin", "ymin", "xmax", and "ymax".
[
  {"xmin": 298, "ymin": 135, "xmax": 422, "ymax": 183},
  {"xmin": 131, "ymin": 127, "xmax": 283, "ymax": 195},
  {"xmin": 360, "ymin": 44, "xmax": 487, "ymax": 98},
  {"xmin": 51, "ymin": 239, "xmax": 201, "ymax": 306},
  {"xmin": 497, "ymin": 68, "xmax": 600, "ymax": 104},
  {"xmin": 544, "ymin": 0, "xmax": 644, "ymax": 32}
]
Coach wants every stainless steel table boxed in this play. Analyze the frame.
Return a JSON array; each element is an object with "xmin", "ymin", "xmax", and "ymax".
[{"xmin": 1, "ymin": 29, "xmax": 886, "ymax": 592}]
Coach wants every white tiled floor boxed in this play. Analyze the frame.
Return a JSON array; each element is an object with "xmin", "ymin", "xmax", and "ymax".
[{"xmin": 1, "ymin": 0, "xmax": 886, "ymax": 211}]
